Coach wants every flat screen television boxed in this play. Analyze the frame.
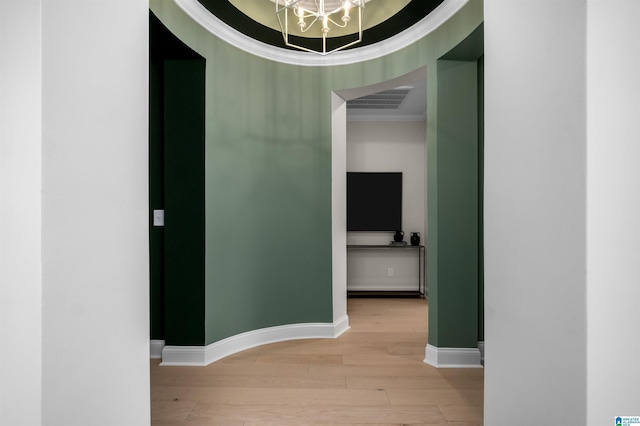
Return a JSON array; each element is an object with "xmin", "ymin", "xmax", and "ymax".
[{"xmin": 347, "ymin": 172, "xmax": 402, "ymax": 232}]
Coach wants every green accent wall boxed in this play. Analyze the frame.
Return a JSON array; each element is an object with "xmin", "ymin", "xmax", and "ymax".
[
  {"xmin": 428, "ymin": 24, "xmax": 484, "ymax": 348},
  {"xmin": 149, "ymin": 43, "xmax": 165, "ymax": 341},
  {"xmin": 149, "ymin": 0, "xmax": 484, "ymax": 348},
  {"xmin": 429, "ymin": 59, "xmax": 479, "ymax": 347},
  {"xmin": 204, "ymin": 62, "xmax": 334, "ymax": 342},
  {"xmin": 163, "ymin": 59, "xmax": 206, "ymax": 345},
  {"xmin": 150, "ymin": 13, "xmax": 207, "ymax": 345},
  {"xmin": 478, "ymin": 55, "xmax": 485, "ymax": 342}
]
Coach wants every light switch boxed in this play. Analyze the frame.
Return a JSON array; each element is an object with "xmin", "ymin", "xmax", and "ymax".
[{"xmin": 153, "ymin": 209, "xmax": 164, "ymax": 227}]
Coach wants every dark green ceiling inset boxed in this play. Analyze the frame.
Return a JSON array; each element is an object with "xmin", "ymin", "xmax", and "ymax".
[{"xmin": 197, "ymin": 0, "xmax": 446, "ymax": 51}]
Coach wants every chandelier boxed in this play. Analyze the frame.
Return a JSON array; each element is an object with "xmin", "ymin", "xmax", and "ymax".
[{"xmin": 275, "ymin": 0, "xmax": 366, "ymax": 55}]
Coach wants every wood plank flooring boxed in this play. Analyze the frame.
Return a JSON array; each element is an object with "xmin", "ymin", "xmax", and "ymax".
[{"xmin": 150, "ymin": 297, "xmax": 484, "ymax": 425}]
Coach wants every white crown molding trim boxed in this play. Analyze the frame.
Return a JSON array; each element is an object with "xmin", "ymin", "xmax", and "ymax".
[
  {"xmin": 160, "ymin": 316, "xmax": 350, "ymax": 366},
  {"xmin": 424, "ymin": 343, "xmax": 483, "ymax": 368},
  {"xmin": 173, "ymin": 0, "xmax": 469, "ymax": 67},
  {"xmin": 150, "ymin": 340, "xmax": 165, "ymax": 359}
]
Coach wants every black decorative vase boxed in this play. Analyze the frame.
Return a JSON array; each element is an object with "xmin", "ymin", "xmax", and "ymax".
[
  {"xmin": 410, "ymin": 232, "xmax": 421, "ymax": 246},
  {"xmin": 393, "ymin": 230, "xmax": 404, "ymax": 243}
]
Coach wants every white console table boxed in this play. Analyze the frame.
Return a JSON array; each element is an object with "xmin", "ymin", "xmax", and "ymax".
[{"xmin": 347, "ymin": 244, "xmax": 426, "ymax": 297}]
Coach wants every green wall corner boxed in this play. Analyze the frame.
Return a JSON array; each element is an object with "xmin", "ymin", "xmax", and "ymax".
[{"xmin": 428, "ymin": 24, "xmax": 484, "ymax": 349}]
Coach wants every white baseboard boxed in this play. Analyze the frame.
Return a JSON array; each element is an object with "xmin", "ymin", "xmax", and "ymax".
[
  {"xmin": 477, "ymin": 341, "xmax": 485, "ymax": 364},
  {"xmin": 150, "ymin": 340, "xmax": 165, "ymax": 359},
  {"xmin": 160, "ymin": 316, "xmax": 350, "ymax": 367},
  {"xmin": 333, "ymin": 315, "xmax": 350, "ymax": 337},
  {"xmin": 424, "ymin": 343, "xmax": 483, "ymax": 368}
]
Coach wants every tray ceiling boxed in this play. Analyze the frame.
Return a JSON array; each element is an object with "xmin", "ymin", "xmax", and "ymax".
[{"xmin": 196, "ymin": 0, "xmax": 446, "ymax": 52}]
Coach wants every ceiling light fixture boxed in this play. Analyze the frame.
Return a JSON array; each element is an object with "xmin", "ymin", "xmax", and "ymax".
[{"xmin": 275, "ymin": 0, "xmax": 366, "ymax": 55}]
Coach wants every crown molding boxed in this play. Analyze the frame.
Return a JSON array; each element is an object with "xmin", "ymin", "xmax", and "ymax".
[{"xmin": 174, "ymin": 0, "xmax": 469, "ymax": 66}]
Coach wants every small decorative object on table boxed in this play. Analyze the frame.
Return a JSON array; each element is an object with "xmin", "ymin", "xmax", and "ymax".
[
  {"xmin": 393, "ymin": 230, "xmax": 404, "ymax": 243},
  {"xmin": 410, "ymin": 232, "xmax": 421, "ymax": 246}
]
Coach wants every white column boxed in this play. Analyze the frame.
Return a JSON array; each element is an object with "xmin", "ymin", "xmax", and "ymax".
[
  {"xmin": 0, "ymin": 1, "xmax": 43, "ymax": 425},
  {"xmin": 486, "ymin": 0, "xmax": 640, "ymax": 424},
  {"xmin": 484, "ymin": 0, "xmax": 588, "ymax": 423},
  {"xmin": 331, "ymin": 92, "xmax": 348, "ymax": 326},
  {"xmin": 2, "ymin": 1, "xmax": 150, "ymax": 425},
  {"xmin": 586, "ymin": 1, "xmax": 640, "ymax": 424},
  {"xmin": 40, "ymin": 1, "xmax": 149, "ymax": 424}
]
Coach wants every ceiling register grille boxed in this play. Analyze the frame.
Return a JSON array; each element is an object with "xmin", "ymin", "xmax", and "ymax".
[{"xmin": 346, "ymin": 88, "xmax": 412, "ymax": 109}]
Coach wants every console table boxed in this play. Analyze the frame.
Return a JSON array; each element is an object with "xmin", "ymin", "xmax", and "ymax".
[{"xmin": 347, "ymin": 244, "xmax": 426, "ymax": 297}]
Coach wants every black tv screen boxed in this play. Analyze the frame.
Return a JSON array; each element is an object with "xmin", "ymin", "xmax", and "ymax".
[{"xmin": 347, "ymin": 172, "xmax": 402, "ymax": 232}]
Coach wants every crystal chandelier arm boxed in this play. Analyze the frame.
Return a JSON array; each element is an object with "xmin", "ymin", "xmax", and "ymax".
[
  {"xmin": 276, "ymin": 0, "xmax": 302, "ymax": 12},
  {"xmin": 294, "ymin": 7, "xmax": 317, "ymax": 19},
  {"xmin": 297, "ymin": 18, "xmax": 318, "ymax": 33},
  {"xmin": 325, "ymin": 15, "xmax": 350, "ymax": 28}
]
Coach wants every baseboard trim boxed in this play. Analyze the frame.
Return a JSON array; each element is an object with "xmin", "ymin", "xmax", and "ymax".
[
  {"xmin": 150, "ymin": 340, "xmax": 165, "ymax": 359},
  {"xmin": 477, "ymin": 341, "xmax": 485, "ymax": 364},
  {"xmin": 160, "ymin": 316, "xmax": 350, "ymax": 367},
  {"xmin": 333, "ymin": 315, "xmax": 350, "ymax": 338},
  {"xmin": 424, "ymin": 343, "xmax": 483, "ymax": 368}
]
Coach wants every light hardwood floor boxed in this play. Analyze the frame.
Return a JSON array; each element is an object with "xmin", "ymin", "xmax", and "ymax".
[{"xmin": 150, "ymin": 297, "xmax": 484, "ymax": 425}]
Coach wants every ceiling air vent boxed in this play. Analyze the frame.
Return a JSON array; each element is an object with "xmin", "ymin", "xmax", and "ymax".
[{"xmin": 347, "ymin": 87, "xmax": 412, "ymax": 110}]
